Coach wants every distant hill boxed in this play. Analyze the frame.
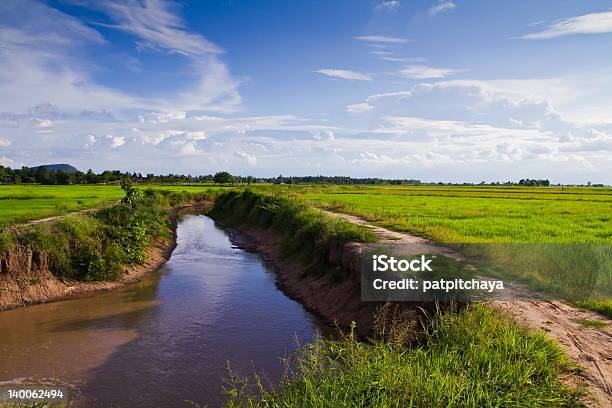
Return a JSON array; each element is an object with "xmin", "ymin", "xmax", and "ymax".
[{"xmin": 30, "ymin": 163, "xmax": 80, "ymax": 173}]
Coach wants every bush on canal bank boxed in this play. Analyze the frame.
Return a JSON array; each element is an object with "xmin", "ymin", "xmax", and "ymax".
[
  {"xmin": 0, "ymin": 184, "xmax": 214, "ymax": 282},
  {"xmin": 210, "ymin": 189, "xmax": 375, "ymax": 271}
]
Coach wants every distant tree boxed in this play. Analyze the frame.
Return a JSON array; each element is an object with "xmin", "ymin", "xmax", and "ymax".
[
  {"xmin": 56, "ymin": 172, "xmax": 73, "ymax": 185},
  {"xmin": 120, "ymin": 178, "xmax": 141, "ymax": 204},
  {"xmin": 85, "ymin": 169, "xmax": 98, "ymax": 184},
  {"xmin": 519, "ymin": 178, "xmax": 549, "ymax": 187},
  {"xmin": 214, "ymin": 171, "xmax": 234, "ymax": 184},
  {"xmin": 35, "ymin": 166, "xmax": 51, "ymax": 184}
]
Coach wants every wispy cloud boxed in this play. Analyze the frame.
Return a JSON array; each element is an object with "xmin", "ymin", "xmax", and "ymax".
[
  {"xmin": 0, "ymin": 1, "xmax": 141, "ymax": 113},
  {"xmin": 86, "ymin": 0, "xmax": 241, "ymax": 112},
  {"xmin": 399, "ymin": 65, "xmax": 458, "ymax": 79},
  {"xmin": 519, "ymin": 11, "xmax": 612, "ymax": 39},
  {"xmin": 429, "ymin": 1, "xmax": 456, "ymax": 16},
  {"xmin": 355, "ymin": 35, "xmax": 408, "ymax": 44},
  {"xmin": 316, "ymin": 69, "xmax": 373, "ymax": 81},
  {"xmin": 375, "ymin": 1, "xmax": 400, "ymax": 12},
  {"xmin": 369, "ymin": 50, "xmax": 418, "ymax": 63},
  {"xmin": 91, "ymin": 0, "xmax": 221, "ymax": 56},
  {"xmin": 346, "ymin": 91, "xmax": 412, "ymax": 113},
  {"xmin": 0, "ymin": 0, "xmax": 241, "ymax": 114}
]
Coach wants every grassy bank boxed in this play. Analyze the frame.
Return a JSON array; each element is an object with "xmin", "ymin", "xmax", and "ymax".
[
  {"xmin": 210, "ymin": 190, "xmax": 375, "ymax": 269},
  {"xmin": 225, "ymin": 304, "xmax": 580, "ymax": 407},
  {"xmin": 0, "ymin": 186, "xmax": 214, "ymax": 282}
]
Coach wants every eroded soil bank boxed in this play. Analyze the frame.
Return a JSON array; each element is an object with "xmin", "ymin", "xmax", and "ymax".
[
  {"xmin": 0, "ymin": 239, "xmax": 174, "ymax": 311},
  {"xmin": 226, "ymin": 223, "xmax": 381, "ymax": 336},
  {"xmin": 0, "ymin": 203, "xmax": 210, "ymax": 310}
]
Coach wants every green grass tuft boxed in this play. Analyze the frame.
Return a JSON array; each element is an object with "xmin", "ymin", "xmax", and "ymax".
[
  {"xmin": 224, "ymin": 304, "xmax": 581, "ymax": 407},
  {"xmin": 571, "ymin": 318, "xmax": 608, "ymax": 329},
  {"xmin": 572, "ymin": 300, "xmax": 612, "ymax": 318}
]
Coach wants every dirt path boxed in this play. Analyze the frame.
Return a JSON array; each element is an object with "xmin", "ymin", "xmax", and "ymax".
[
  {"xmin": 323, "ymin": 209, "xmax": 612, "ymax": 407},
  {"xmin": 21, "ymin": 208, "xmax": 102, "ymax": 225}
]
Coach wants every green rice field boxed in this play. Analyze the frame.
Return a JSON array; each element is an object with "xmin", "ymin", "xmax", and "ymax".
[
  {"xmin": 0, "ymin": 184, "xmax": 123, "ymax": 228},
  {"xmin": 286, "ymin": 185, "xmax": 612, "ymax": 244},
  {"xmin": 2, "ymin": 184, "xmax": 611, "ymax": 245},
  {"xmin": 0, "ymin": 184, "xmax": 230, "ymax": 228}
]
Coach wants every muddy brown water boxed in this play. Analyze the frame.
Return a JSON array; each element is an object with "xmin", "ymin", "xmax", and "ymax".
[{"xmin": 0, "ymin": 215, "xmax": 327, "ymax": 407}]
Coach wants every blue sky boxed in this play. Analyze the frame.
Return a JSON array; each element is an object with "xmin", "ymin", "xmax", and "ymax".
[{"xmin": 1, "ymin": 0, "xmax": 612, "ymax": 183}]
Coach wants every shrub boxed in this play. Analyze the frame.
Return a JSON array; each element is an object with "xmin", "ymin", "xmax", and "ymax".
[{"xmin": 210, "ymin": 190, "xmax": 375, "ymax": 270}]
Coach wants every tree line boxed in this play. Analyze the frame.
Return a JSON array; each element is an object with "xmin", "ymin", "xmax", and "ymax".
[
  {"xmin": 0, "ymin": 166, "xmax": 424, "ymax": 185},
  {"xmin": 0, "ymin": 165, "xmax": 601, "ymax": 186}
]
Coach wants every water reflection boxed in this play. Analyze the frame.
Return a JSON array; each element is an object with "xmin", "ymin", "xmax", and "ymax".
[{"xmin": 0, "ymin": 215, "xmax": 326, "ymax": 407}]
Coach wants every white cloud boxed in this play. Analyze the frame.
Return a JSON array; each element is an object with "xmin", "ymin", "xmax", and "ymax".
[
  {"xmin": 373, "ymin": 116, "xmax": 543, "ymax": 141},
  {"xmin": 85, "ymin": 134, "xmax": 96, "ymax": 148},
  {"xmin": 376, "ymin": 1, "xmax": 400, "ymax": 12},
  {"xmin": 234, "ymin": 151, "xmax": 257, "ymax": 165},
  {"xmin": 370, "ymin": 50, "xmax": 395, "ymax": 57},
  {"xmin": 399, "ymin": 65, "xmax": 459, "ymax": 79},
  {"xmin": 0, "ymin": 2, "xmax": 143, "ymax": 113},
  {"xmin": 185, "ymin": 131, "xmax": 207, "ymax": 140},
  {"xmin": 345, "ymin": 80, "xmax": 574, "ymax": 134},
  {"xmin": 346, "ymin": 103, "xmax": 374, "ymax": 114},
  {"xmin": 138, "ymin": 110, "xmax": 187, "ymax": 124},
  {"xmin": 314, "ymin": 130, "xmax": 335, "ymax": 141},
  {"xmin": 36, "ymin": 119, "xmax": 53, "ymax": 128},
  {"xmin": 93, "ymin": 0, "xmax": 221, "ymax": 56},
  {"xmin": 89, "ymin": 0, "xmax": 241, "ymax": 112},
  {"xmin": 339, "ymin": 79, "xmax": 612, "ymax": 177},
  {"xmin": 347, "ymin": 91, "xmax": 412, "ymax": 113},
  {"xmin": 520, "ymin": 11, "xmax": 612, "ymax": 40},
  {"xmin": 429, "ymin": 1, "xmax": 456, "ymax": 16},
  {"xmin": 414, "ymin": 79, "xmax": 577, "ymax": 107},
  {"xmin": 355, "ymin": 35, "xmax": 409, "ymax": 44},
  {"xmin": 0, "ymin": 0, "xmax": 240, "ymax": 117},
  {"xmin": 0, "ymin": 137, "xmax": 11, "ymax": 147},
  {"xmin": 316, "ymin": 69, "xmax": 373, "ymax": 81},
  {"xmin": 109, "ymin": 135, "xmax": 126, "ymax": 149},
  {"xmin": 0, "ymin": 157, "xmax": 19, "ymax": 167},
  {"xmin": 178, "ymin": 142, "xmax": 199, "ymax": 156}
]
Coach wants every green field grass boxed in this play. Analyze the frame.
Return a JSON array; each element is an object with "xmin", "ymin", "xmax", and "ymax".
[
  {"xmin": 4, "ymin": 184, "xmax": 610, "ymax": 244},
  {"xmin": 270, "ymin": 185, "xmax": 611, "ymax": 312},
  {"xmin": 0, "ymin": 185, "xmax": 123, "ymax": 228},
  {"xmin": 283, "ymin": 185, "xmax": 612, "ymax": 244},
  {"xmin": 0, "ymin": 184, "xmax": 232, "ymax": 228}
]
